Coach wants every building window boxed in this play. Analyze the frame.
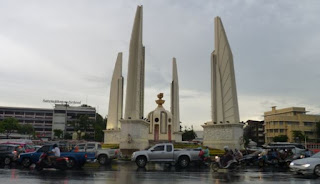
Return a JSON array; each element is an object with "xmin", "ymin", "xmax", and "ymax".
[
  {"xmin": 168, "ymin": 118, "xmax": 171, "ymax": 123},
  {"xmin": 280, "ymin": 129, "xmax": 284, "ymax": 133},
  {"xmin": 274, "ymin": 129, "xmax": 278, "ymax": 133},
  {"xmin": 54, "ymin": 110, "xmax": 66, "ymax": 113},
  {"xmin": 304, "ymin": 122, "xmax": 313, "ymax": 126},
  {"xmin": 270, "ymin": 129, "xmax": 274, "ymax": 133},
  {"xmin": 155, "ymin": 118, "xmax": 159, "ymax": 122},
  {"xmin": 279, "ymin": 122, "xmax": 283, "ymax": 125}
]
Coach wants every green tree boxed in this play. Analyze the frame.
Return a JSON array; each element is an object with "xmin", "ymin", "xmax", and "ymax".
[
  {"xmin": 64, "ymin": 132, "xmax": 72, "ymax": 140},
  {"xmin": 292, "ymin": 130, "xmax": 308, "ymax": 142},
  {"xmin": 243, "ymin": 125, "xmax": 255, "ymax": 147},
  {"xmin": 93, "ymin": 113, "xmax": 106, "ymax": 142},
  {"xmin": 82, "ymin": 133, "xmax": 92, "ymax": 141},
  {"xmin": 0, "ymin": 117, "xmax": 20, "ymax": 138},
  {"xmin": 18, "ymin": 124, "xmax": 34, "ymax": 138},
  {"xmin": 182, "ymin": 126, "xmax": 197, "ymax": 141},
  {"xmin": 53, "ymin": 129, "xmax": 63, "ymax": 139},
  {"xmin": 273, "ymin": 135, "xmax": 288, "ymax": 142},
  {"xmin": 69, "ymin": 115, "xmax": 93, "ymax": 140}
]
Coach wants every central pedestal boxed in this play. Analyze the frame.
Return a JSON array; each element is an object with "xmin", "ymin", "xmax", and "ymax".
[
  {"xmin": 120, "ymin": 119, "xmax": 149, "ymax": 155},
  {"xmin": 202, "ymin": 122, "xmax": 244, "ymax": 150},
  {"xmin": 173, "ymin": 131, "xmax": 183, "ymax": 142},
  {"xmin": 103, "ymin": 130, "xmax": 121, "ymax": 144}
]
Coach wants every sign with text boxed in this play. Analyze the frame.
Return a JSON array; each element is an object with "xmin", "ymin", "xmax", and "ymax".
[{"xmin": 43, "ymin": 99, "xmax": 81, "ymax": 104}]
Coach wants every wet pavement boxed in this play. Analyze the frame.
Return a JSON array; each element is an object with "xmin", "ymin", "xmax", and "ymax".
[{"xmin": 0, "ymin": 161, "xmax": 319, "ymax": 184}]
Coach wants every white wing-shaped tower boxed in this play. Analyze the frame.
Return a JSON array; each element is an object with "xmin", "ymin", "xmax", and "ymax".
[
  {"xmin": 171, "ymin": 58, "xmax": 180, "ymax": 132},
  {"xmin": 120, "ymin": 6, "xmax": 149, "ymax": 151},
  {"xmin": 106, "ymin": 52, "xmax": 123, "ymax": 130},
  {"xmin": 203, "ymin": 16, "xmax": 243, "ymax": 150},
  {"xmin": 211, "ymin": 16, "xmax": 240, "ymax": 124},
  {"xmin": 124, "ymin": 5, "xmax": 145, "ymax": 120},
  {"xmin": 171, "ymin": 58, "xmax": 183, "ymax": 142}
]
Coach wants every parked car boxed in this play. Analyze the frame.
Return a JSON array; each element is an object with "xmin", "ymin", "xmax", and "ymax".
[
  {"xmin": 131, "ymin": 143, "xmax": 202, "ymax": 168},
  {"xmin": 34, "ymin": 145, "xmax": 42, "ymax": 151},
  {"xmin": 0, "ymin": 139, "xmax": 35, "ymax": 153},
  {"xmin": 73, "ymin": 142, "xmax": 120, "ymax": 165},
  {"xmin": 18, "ymin": 144, "xmax": 88, "ymax": 169},
  {"xmin": 96, "ymin": 147, "xmax": 120, "ymax": 165},
  {"xmin": 0, "ymin": 144, "xmax": 25, "ymax": 165},
  {"xmin": 290, "ymin": 151, "xmax": 320, "ymax": 177}
]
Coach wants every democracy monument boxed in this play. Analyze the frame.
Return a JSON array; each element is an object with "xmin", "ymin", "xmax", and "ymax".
[{"xmin": 104, "ymin": 5, "xmax": 243, "ymax": 152}]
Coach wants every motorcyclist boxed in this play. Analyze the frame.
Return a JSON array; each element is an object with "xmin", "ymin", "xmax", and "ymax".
[
  {"xmin": 305, "ymin": 149, "xmax": 312, "ymax": 157},
  {"xmin": 221, "ymin": 146, "xmax": 234, "ymax": 167},
  {"xmin": 234, "ymin": 149, "xmax": 243, "ymax": 161},
  {"xmin": 48, "ymin": 144, "xmax": 61, "ymax": 165},
  {"xmin": 204, "ymin": 146, "xmax": 210, "ymax": 161},
  {"xmin": 198, "ymin": 147, "xmax": 205, "ymax": 160}
]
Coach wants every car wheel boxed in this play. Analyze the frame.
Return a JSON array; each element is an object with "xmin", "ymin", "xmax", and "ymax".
[
  {"xmin": 67, "ymin": 158, "xmax": 76, "ymax": 169},
  {"xmin": 98, "ymin": 155, "xmax": 109, "ymax": 165},
  {"xmin": 4, "ymin": 157, "xmax": 11, "ymax": 165},
  {"xmin": 22, "ymin": 158, "xmax": 31, "ymax": 168},
  {"xmin": 314, "ymin": 165, "xmax": 320, "ymax": 177},
  {"xmin": 135, "ymin": 156, "xmax": 147, "ymax": 168},
  {"xmin": 179, "ymin": 156, "xmax": 190, "ymax": 168}
]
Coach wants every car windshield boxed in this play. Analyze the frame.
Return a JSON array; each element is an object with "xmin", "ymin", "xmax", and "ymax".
[{"xmin": 311, "ymin": 152, "xmax": 320, "ymax": 158}]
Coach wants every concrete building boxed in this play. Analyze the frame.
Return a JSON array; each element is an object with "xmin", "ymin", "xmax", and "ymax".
[
  {"xmin": 264, "ymin": 106, "xmax": 320, "ymax": 143},
  {"xmin": 203, "ymin": 16, "xmax": 243, "ymax": 150},
  {"xmin": 0, "ymin": 106, "xmax": 53, "ymax": 139},
  {"xmin": 54, "ymin": 104, "xmax": 96, "ymax": 139},
  {"xmin": 245, "ymin": 120, "xmax": 265, "ymax": 146},
  {"xmin": 0, "ymin": 105, "xmax": 96, "ymax": 140}
]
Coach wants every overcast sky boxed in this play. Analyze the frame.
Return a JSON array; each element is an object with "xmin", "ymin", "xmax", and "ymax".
[{"xmin": 1, "ymin": 0, "xmax": 320, "ymax": 130}]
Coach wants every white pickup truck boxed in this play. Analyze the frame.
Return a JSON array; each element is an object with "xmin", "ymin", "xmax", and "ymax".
[
  {"xmin": 75, "ymin": 142, "xmax": 120, "ymax": 165},
  {"xmin": 131, "ymin": 143, "xmax": 201, "ymax": 168}
]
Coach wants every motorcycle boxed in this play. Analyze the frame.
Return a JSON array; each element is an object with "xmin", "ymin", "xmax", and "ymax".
[
  {"xmin": 35, "ymin": 152, "xmax": 69, "ymax": 171},
  {"xmin": 210, "ymin": 155, "xmax": 239, "ymax": 172}
]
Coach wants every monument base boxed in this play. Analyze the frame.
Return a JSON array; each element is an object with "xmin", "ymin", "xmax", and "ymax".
[
  {"xmin": 120, "ymin": 119, "xmax": 149, "ymax": 153},
  {"xmin": 173, "ymin": 131, "xmax": 183, "ymax": 142},
  {"xmin": 103, "ymin": 129, "xmax": 121, "ymax": 144},
  {"xmin": 202, "ymin": 122, "xmax": 244, "ymax": 150}
]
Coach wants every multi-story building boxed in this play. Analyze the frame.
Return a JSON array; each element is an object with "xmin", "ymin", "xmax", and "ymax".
[
  {"xmin": 264, "ymin": 106, "xmax": 320, "ymax": 143},
  {"xmin": 0, "ymin": 105, "xmax": 96, "ymax": 140},
  {"xmin": 54, "ymin": 104, "xmax": 96, "ymax": 139},
  {"xmin": 245, "ymin": 120, "xmax": 265, "ymax": 146}
]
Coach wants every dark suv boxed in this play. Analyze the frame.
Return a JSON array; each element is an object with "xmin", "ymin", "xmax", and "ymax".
[{"xmin": 0, "ymin": 144, "xmax": 25, "ymax": 165}]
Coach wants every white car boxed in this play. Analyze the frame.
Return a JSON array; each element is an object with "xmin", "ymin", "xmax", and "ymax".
[{"xmin": 290, "ymin": 151, "xmax": 320, "ymax": 176}]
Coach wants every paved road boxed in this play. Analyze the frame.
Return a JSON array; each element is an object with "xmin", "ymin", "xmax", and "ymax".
[{"xmin": 0, "ymin": 161, "xmax": 319, "ymax": 184}]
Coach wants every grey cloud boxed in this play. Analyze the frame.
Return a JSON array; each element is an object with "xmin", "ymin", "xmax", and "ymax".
[{"xmin": 0, "ymin": 0, "xmax": 319, "ymax": 122}]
